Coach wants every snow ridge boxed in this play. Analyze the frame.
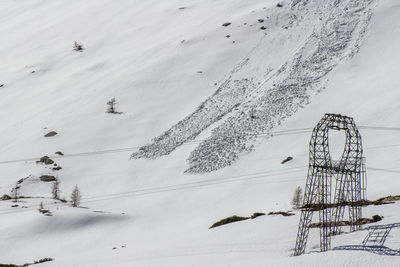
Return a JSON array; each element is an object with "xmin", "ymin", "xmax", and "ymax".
[{"xmin": 132, "ymin": 0, "xmax": 377, "ymax": 173}]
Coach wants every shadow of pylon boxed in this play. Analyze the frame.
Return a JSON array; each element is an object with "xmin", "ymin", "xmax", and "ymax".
[
  {"xmin": 333, "ymin": 222, "xmax": 400, "ymax": 256},
  {"xmin": 333, "ymin": 245, "xmax": 400, "ymax": 256}
]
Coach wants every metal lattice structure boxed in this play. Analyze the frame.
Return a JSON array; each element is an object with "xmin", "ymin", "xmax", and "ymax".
[{"xmin": 294, "ymin": 113, "xmax": 366, "ymax": 256}]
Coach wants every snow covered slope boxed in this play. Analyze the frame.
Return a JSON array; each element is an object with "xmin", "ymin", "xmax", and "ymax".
[{"xmin": 0, "ymin": 0, "xmax": 400, "ymax": 266}]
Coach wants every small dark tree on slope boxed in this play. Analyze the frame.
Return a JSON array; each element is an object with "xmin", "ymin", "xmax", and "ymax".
[
  {"xmin": 39, "ymin": 201, "xmax": 44, "ymax": 211},
  {"xmin": 107, "ymin": 97, "xmax": 117, "ymax": 114},
  {"xmin": 52, "ymin": 178, "xmax": 60, "ymax": 199},
  {"xmin": 71, "ymin": 185, "xmax": 81, "ymax": 207},
  {"xmin": 13, "ymin": 183, "xmax": 19, "ymax": 203},
  {"xmin": 291, "ymin": 186, "xmax": 303, "ymax": 209}
]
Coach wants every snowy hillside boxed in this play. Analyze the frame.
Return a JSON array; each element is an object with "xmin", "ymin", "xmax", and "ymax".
[{"xmin": 1, "ymin": 0, "xmax": 400, "ymax": 266}]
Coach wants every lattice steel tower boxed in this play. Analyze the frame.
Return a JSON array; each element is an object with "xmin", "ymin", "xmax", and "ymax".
[{"xmin": 293, "ymin": 113, "xmax": 366, "ymax": 256}]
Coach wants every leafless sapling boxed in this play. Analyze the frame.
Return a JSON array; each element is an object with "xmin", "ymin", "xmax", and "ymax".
[
  {"xmin": 52, "ymin": 178, "xmax": 61, "ymax": 199},
  {"xmin": 106, "ymin": 97, "xmax": 117, "ymax": 114},
  {"xmin": 39, "ymin": 201, "xmax": 45, "ymax": 212},
  {"xmin": 12, "ymin": 183, "xmax": 19, "ymax": 203},
  {"xmin": 71, "ymin": 185, "xmax": 81, "ymax": 207}
]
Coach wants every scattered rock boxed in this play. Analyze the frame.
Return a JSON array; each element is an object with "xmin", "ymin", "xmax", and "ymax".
[
  {"xmin": 277, "ymin": 3, "xmax": 283, "ymax": 7},
  {"xmin": 40, "ymin": 175, "xmax": 56, "ymax": 182},
  {"xmin": 11, "ymin": 204, "xmax": 18, "ymax": 208},
  {"xmin": 44, "ymin": 131, "xmax": 57, "ymax": 137},
  {"xmin": 225, "ymin": 35, "xmax": 231, "ymax": 38},
  {"xmin": 0, "ymin": 84, "xmax": 4, "ymax": 88},
  {"xmin": 37, "ymin": 156, "xmax": 54, "ymax": 165},
  {"xmin": 178, "ymin": 7, "xmax": 186, "ymax": 10},
  {"xmin": 372, "ymin": 214, "xmax": 383, "ymax": 222},
  {"xmin": 55, "ymin": 151, "xmax": 64, "ymax": 156},
  {"xmin": 31, "ymin": 70, "xmax": 36, "ymax": 74},
  {"xmin": 257, "ymin": 19, "xmax": 264, "ymax": 23},
  {"xmin": 53, "ymin": 166, "xmax": 62, "ymax": 171},
  {"xmin": 197, "ymin": 71, "xmax": 203, "ymax": 74},
  {"xmin": 222, "ymin": 22, "xmax": 231, "ymax": 27},
  {"xmin": 260, "ymin": 26, "xmax": 267, "ymax": 30},
  {"xmin": 281, "ymin": 156, "xmax": 293, "ymax": 164}
]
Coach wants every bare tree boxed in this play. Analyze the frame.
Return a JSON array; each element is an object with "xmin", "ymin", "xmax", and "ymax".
[
  {"xmin": 291, "ymin": 186, "xmax": 303, "ymax": 209},
  {"xmin": 106, "ymin": 97, "xmax": 117, "ymax": 113},
  {"xmin": 12, "ymin": 183, "xmax": 19, "ymax": 203},
  {"xmin": 39, "ymin": 201, "xmax": 44, "ymax": 212},
  {"xmin": 71, "ymin": 185, "xmax": 81, "ymax": 207},
  {"xmin": 52, "ymin": 178, "xmax": 61, "ymax": 199}
]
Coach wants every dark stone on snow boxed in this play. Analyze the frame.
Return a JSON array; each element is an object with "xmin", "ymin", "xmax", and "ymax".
[{"xmin": 40, "ymin": 175, "xmax": 56, "ymax": 182}]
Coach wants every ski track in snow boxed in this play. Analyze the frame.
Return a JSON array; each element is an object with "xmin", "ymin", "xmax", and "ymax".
[{"xmin": 132, "ymin": 0, "xmax": 378, "ymax": 173}]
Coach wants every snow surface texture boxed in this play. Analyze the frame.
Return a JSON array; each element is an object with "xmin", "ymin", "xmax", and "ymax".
[
  {"xmin": 2, "ymin": 0, "xmax": 400, "ymax": 266},
  {"xmin": 132, "ymin": 0, "xmax": 378, "ymax": 173}
]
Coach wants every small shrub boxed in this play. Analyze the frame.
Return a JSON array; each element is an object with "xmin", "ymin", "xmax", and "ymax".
[
  {"xmin": 38, "ymin": 202, "xmax": 51, "ymax": 215},
  {"xmin": 72, "ymin": 41, "xmax": 84, "ymax": 52}
]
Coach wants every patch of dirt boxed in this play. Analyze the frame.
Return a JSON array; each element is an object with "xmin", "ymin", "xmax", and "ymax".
[
  {"xmin": 210, "ymin": 212, "xmax": 266, "ymax": 229},
  {"xmin": 301, "ymin": 195, "xmax": 400, "ymax": 211},
  {"xmin": 309, "ymin": 215, "xmax": 382, "ymax": 228},
  {"xmin": 268, "ymin": 211, "xmax": 295, "ymax": 216},
  {"xmin": 0, "ymin": 257, "xmax": 54, "ymax": 267}
]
